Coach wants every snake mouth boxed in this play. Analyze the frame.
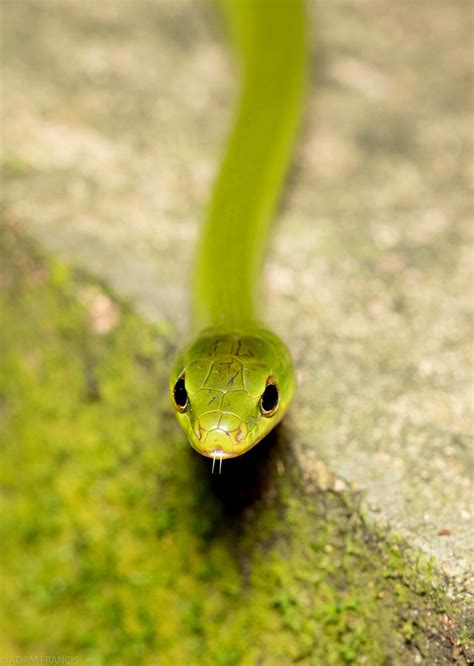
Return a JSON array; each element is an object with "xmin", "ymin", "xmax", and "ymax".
[{"xmin": 194, "ymin": 446, "xmax": 239, "ymax": 460}]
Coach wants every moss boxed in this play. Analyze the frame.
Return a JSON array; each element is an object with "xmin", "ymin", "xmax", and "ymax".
[{"xmin": 0, "ymin": 222, "xmax": 471, "ymax": 665}]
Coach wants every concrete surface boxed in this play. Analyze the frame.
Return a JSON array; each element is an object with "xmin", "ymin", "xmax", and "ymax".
[{"xmin": 2, "ymin": 0, "xmax": 473, "ymax": 591}]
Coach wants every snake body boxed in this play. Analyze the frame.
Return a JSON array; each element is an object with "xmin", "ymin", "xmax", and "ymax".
[{"xmin": 170, "ymin": 0, "xmax": 307, "ymax": 460}]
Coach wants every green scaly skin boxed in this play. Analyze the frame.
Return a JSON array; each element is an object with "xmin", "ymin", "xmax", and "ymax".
[
  {"xmin": 172, "ymin": 327, "xmax": 295, "ymax": 458},
  {"xmin": 170, "ymin": 0, "xmax": 307, "ymax": 460}
]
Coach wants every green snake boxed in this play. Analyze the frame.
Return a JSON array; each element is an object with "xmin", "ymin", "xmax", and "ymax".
[{"xmin": 170, "ymin": 0, "xmax": 307, "ymax": 466}]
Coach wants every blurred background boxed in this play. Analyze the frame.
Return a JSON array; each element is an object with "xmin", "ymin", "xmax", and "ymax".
[{"xmin": 1, "ymin": 1, "xmax": 472, "ymax": 664}]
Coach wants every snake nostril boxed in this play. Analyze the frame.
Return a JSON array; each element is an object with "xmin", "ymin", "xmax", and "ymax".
[
  {"xmin": 236, "ymin": 429, "xmax": 244, "ymax": 442},
  {"xmin": 195, "ymin": 425, "xmax": 202, "ymax": 441}
]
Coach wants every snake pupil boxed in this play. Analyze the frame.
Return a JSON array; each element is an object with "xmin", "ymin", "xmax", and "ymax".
[
  {"xmin": 173, "ymin": 376, "xmax": 188, "ymax": 411},
  {"xmin": 260, "ymin": 382, "xmax": 279, "ymax": 416}
]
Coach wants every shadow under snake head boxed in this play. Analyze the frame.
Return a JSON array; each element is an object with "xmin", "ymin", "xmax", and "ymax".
[{"xmin": 170, "ymin": 327, "xmax": 295, "ymax": 460}]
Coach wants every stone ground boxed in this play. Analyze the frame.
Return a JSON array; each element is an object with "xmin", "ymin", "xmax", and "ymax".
[{"xmin": 1, "ymin": 0, "xmax": 473, "ymax": 651}]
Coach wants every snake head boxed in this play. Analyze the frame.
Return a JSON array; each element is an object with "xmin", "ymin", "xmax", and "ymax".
[{"xmin": 170, "ymin": 327, "xmax": 295, "ymax": 458}]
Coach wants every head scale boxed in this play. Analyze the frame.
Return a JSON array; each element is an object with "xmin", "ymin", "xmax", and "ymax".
[{"xmin": 170, "ymin": 327, "xmax": 295, "ymax": 458}]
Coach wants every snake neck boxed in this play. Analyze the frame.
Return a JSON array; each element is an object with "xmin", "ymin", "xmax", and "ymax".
[{"xmin": 192, "ymin": 0, "xmax": 307, "ymax": 333}]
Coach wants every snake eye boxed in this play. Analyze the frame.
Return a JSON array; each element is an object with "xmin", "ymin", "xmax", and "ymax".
[
  {"xmin": 173, "ymin": 376, "xmax": 188, "ymax": 412},
  {"xmin": 259, "ymin": 379, "xmax": 279, "ymax": 417}
]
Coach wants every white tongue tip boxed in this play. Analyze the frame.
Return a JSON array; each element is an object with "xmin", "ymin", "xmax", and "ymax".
[{"xmin": 211, "ymin": 449, "xmax": 225, "ymax": 475}]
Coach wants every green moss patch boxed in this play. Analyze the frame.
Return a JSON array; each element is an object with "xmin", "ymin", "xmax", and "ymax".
[{"xmin": 0, "ymin": 223, "xmax": 471, "ymax": 665}]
